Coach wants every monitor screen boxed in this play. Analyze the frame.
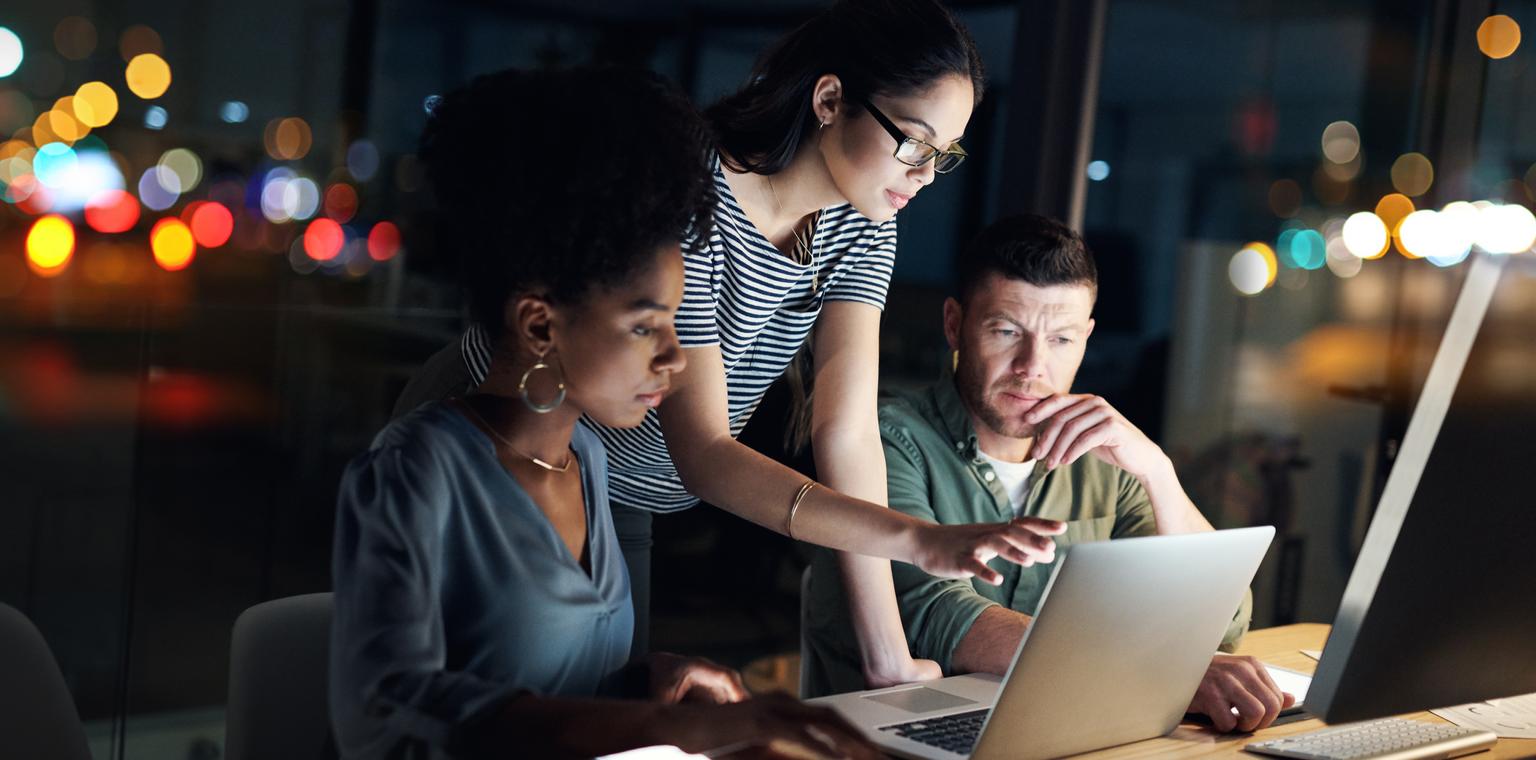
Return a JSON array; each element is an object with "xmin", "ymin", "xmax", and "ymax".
[{"xmin": 1307, "ymin": 252, "xmax": 1536, "ymax": 724}]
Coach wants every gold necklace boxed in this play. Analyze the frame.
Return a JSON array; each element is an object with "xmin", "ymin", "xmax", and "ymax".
[
  {"xmin": 766, "ymin": 175, "xmax": 822, "ymax": 291},
  {"xmin": 460, "ymin": 400, "xmax": 574, "ymax": 473}
]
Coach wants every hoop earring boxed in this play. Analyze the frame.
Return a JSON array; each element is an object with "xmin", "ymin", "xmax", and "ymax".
[
  {"xmin": 518, "ymin": 355, "xmax": 567, "ymax": 414},
  {"xmin": 952, "ymin": 350, "xmax": 960, "ymax": 372}
]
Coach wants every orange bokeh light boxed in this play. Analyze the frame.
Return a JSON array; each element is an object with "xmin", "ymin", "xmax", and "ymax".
[
  {"xmin": 304, "ymin": 218, "xmax": 344, "ymax": 261},
  {"xmin": 1374, "ymin": 193, "xmax": 1415, "ymax": 232},
  {"xmin": 368, "ymin": 221, "xmax": 401, "ymax": 261},
  {"xmin": 27, "ymin": 214, "xmax": 76, "ymax": 277},
  {"xmin": 189, "ymin": 201, "xmax": 234, "ymax": 248},
  {"xmin": 150, "ymin": 217, "xmax": 196, "ymax": 271},
  {"xmin": 85, "ymin": 189, "xmax": 142, "ymax": 233}
]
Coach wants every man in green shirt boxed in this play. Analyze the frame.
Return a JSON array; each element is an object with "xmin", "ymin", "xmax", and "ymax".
[{"xmin": 804, "ymin": 214, "xmax": 1293, "ymax": 733}]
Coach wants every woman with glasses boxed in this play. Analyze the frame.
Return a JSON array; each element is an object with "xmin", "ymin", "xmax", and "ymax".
[{"xmin": 433, "ymin": 0, "xmax": 1065, "ymax": 691}]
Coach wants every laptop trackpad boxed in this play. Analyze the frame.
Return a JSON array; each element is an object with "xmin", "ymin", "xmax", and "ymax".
[{"xmin": 863, "ymin": 687, "xmax": 977, "ymax": 714}]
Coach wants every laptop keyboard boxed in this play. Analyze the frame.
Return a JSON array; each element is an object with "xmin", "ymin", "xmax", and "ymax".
[{"xmin": 879, "ymin": 708, "xmax": 990, "ymax": 755}]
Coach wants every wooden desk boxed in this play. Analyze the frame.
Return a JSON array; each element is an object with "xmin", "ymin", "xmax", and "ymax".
[{"xmin": 1074, "ymin": 623, "xmax": 1536, "ymax": 758}]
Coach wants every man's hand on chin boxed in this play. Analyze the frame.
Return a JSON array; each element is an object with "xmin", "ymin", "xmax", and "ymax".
[
  {"xmin": 1022, "ymin": 394, "xmax": 1167, "ymax": 478},
  {"xmin": 1186, "ymin": 654, "xmax": 1295, "ymax": 733}
]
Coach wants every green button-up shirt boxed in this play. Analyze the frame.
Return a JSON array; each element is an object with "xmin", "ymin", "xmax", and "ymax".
[{"xmin": 801, "ymin": 372, "xmax": 1252, "ymax": 697}]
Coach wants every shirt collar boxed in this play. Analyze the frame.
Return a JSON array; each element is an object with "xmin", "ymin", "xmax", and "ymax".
[{"xmin": 928, "ymin": 361, "xmax": 984, "ymax": 461}]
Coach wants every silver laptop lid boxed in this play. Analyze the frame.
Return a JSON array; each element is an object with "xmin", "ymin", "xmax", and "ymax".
[{"xmin": 972, "ymin": 526, "xmax": 1274, "ymax": 760}]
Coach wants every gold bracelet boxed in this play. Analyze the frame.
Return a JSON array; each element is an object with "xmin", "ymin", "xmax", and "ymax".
[{"xmin": 786, "ymin": 480, "xmax": 817, "ymax": 541}]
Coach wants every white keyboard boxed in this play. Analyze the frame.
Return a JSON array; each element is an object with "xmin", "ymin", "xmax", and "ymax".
[{"xmin": 1244, "ymin": 717, "xmax": 1496, "ymax": 760}]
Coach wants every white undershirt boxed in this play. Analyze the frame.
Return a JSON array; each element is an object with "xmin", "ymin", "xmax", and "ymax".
[{"xmin": 978, "ymin": 450, "xmax": 1037, "ymax": 517}]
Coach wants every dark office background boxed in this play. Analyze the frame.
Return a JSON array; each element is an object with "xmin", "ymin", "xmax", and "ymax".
[{"xmin": 2, "ymin": 0, "xmax": 1533, "ymax": 756}]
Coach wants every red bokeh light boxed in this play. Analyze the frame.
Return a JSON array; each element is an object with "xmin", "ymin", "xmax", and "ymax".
[
  {"xmin": 189, "ymin": 201, "xmax": 234, "ymax": 248},
  {"xmin": 324, "ymin": 183, "xmax": 358, "ymax": 223},
  {"xmin": 303, "ymin": 218, "xmax": 344, "ymax": 261},
  {"xmin": 85, "ymin": 189, "xmax": 142, "ymax": 233},
  {"xmin": 367, "ymin": 221, "xmax": 400, "ymax": 261}
]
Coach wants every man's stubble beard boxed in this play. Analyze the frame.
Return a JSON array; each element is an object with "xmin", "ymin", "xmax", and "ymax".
[{"xmin": 954, "ymin": 352, "xmax": 1040, "ymax": 441}]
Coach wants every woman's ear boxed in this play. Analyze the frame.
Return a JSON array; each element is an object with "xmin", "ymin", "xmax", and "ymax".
[
  {"xmin": 506, "ymin": 293, "xmax": 556, "ymax": 357},
  {"xmin": 811, "ymin": 74, "xmax": 844, "ymax": 127}
]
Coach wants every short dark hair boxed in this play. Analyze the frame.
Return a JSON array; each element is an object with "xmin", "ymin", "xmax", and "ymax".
[
  {"xmin": 955, "ymin": 214, "xmax": 1098, "ymax": 305},
  {"xmin": 420, "ymin": 66, "xmax": 716, "ymax": 336},
  {"xmin": 707, "ymin": 0, "xmax": 985, "ymax": 175}
]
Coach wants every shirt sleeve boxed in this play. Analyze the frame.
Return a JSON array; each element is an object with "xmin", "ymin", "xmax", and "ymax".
[
  {"xmin": 1109, "ymin": 469, "xmax": 1251, "ymax": 649},
  {"xmin": 329, "ymin": 444, "xmax": 518, "ymax": 757},
  {"xmin": 821, "ymin": 217, "xmax": 896, "ymax": 310},
  {"xmin": 1110, "ymin": 471, "xmax": 1159, "ymax": 539},
  {"xmin": 882, "ymin": 422, "xmax": 1000, "ymax": 674},
  {"xmin": 675, "ymin": 233, "xmax": 722, "ymax": 348}
]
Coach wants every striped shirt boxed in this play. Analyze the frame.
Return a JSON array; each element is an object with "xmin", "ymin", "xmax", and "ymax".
[{"xmin": 462, "ymin": 155, "xmax": 897, "ymax": 512}]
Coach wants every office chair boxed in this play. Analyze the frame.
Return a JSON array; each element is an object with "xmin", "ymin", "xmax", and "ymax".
[
  {"xmin": 226, "ymin": 592, "xmax": 334, "ymax": 760},
  {"xmin": 0, "ymin": 602, "xmax": 93, "ymax": 760}
]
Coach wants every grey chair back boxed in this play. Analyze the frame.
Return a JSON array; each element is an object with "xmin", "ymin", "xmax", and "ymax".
[
  {"xmin": 226, "ymin": 592, "xmax": 334, "ymax": 760},
  {"xmin": 0, "ymin": 602, "xmax": 92, "ymax": 760}
]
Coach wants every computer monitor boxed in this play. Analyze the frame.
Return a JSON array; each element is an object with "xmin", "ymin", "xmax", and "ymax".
[{"xmin": 1307, "ymin": 251, "xmax": 1536, "ymax": 724}]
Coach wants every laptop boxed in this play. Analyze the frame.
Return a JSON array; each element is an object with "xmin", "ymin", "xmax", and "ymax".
[{"xmin": 808, "ymin": 527, "xmax": 1276, "ymax": 759}]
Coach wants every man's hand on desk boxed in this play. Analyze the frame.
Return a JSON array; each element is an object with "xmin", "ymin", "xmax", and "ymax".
[{"xmin": 1187, "ymin": 654, "xmax": 1296, "ymax": 733}]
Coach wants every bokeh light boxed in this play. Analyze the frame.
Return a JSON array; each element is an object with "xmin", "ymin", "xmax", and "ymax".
[
  {"xmin": 1268, "ymin": 179, "xmax": 1301, "ymax": 218},
  {"xmin": 0, "ymin": 27, "xmax": 22, "ymax": 79},
  {"xmin": 26, "ymin": 214, "xmax": 75, "ymax": 276},
  {"xmin": 125, "ymin": 54, "xmax": 172, "ymax": 99},
  {"xmin": 15, "ymin": 177, "xmax": 51, "ymax": 213},
  {"xmin": 1229, "ymin": 242, "xmax": 1277, "ymax": 296},
  {"xmin": 33, "ymin": 111, "xmax": 64, "ymax": 146},
  {"xmin": 265, "ymin": 117, "xmax": 313, "ymax": 160},
  {"xmin": 1342, "ymin": 211, "xmax": 1390, "ymax": 259},
  {"xmin": 324, "ymin": 183, "xmax": 358, "ymax": 222},
  {"xmin": 303, "ymin": 218, "xmax": 344, "ymax": 261},
  {"xmin": 0, "ymin": 89, "xmax": 34, "ymax": 132},
  {"xmin": 1477, "ymin": 15, "xmax": 1521, "ymax": 59},
  {"xmin": 288, "ymin": 177, "xmax": 320, "ymax": 220},
  {"xmin": 1390, "ymin": 153, "xmax": 1434, "ymax": 197},
  {"xmin": 368, "ymin": 221, "xmax": 401, "ymax": 261},
  {"xmin": 85, "ymin": 189, "xmax": 141, "ymax": 233},
  {"xmin": 1320, "ymin": 120, "xmax": 1361, "ymax": 164},
  {"xmin": 73, "ymin": 82, "xmax": 119, "ymax": 127},
  {"xmin": 32, "ymin": 142, "xmax": 78, "ymax": 186},
  {"xmin": 1475, "ymin": 203, "xmax": 1536, "ymax": 254},
  {"xmin": 1374, "ymin": 193, "xmax": 1415, "ymax": 232},
  {"xmin": 1288, "ymin": 228, "xmax": 1326, "ymax": 270},
  {"xmin": 150, "ymin": 217, "xmax": 196, "ymax": 271},
  {"xmin": 219, "ymin": 101, "xmax": 249, "ymax": 123},
  {"xmin": 260, "ymin": 168, "xmax": 297, "ymax": 222},
  {"xmin": 188, "ymin": 201, "xmax": 234, "ymax": 247},
  {"xmin": 346, "ymin": 140, "xmax": 379, "ymax": 181},
  {"xmin": 138, "ymin": 166, "xmax": 179, "ymax": 210},
  {"xmin": 157, "ymin": 148, "xmax": 202, "ymax": 194},
  {"xmin": 1322, "ymin": 155, "xmax": 1363, "ymax": 183},
  {"xmin": 1325, "ymin": 232, "xmax": 1363, "ymax": 278},
  {"xmin": 53, "ymin": 17, "xmax": 97, "ymax": 61},
  {"xmin": 40, "ymin": 146, "xmax": 123, "ymax": 212},
  {"xmin": 1395, "ymin": 210, "xmax": 1438, "ymax": 259},
  {"xmin": 1086, "ymin": 160, "xmax": 1110, "ymax": 181},
  {"xmin": 119, "ymin": 25, "xmax": 162, "ymax": 60},
  {"xmin": 48, "ymin": 100, "xmax": 89, "ymax": 142},
  {"xmin": 1432, "ymin": 201, "xmax": 1479, "ymax": 265},
  {"xmin": 144, "ymin": 106, "xmax": 167, "ymax": 129}
]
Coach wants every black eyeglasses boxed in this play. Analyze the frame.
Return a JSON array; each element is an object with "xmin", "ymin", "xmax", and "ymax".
[{"xmin": 860, "ymin": 99, "xmax": 968, "ymax": 174}]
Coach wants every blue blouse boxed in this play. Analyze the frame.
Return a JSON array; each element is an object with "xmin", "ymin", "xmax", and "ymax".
[{"xmin": 329, "ymin": 402, "xmax": 633, "ymax": 759}]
